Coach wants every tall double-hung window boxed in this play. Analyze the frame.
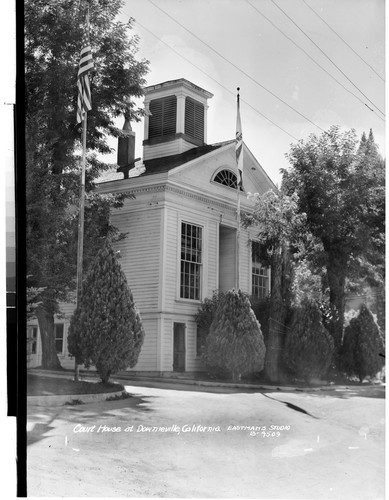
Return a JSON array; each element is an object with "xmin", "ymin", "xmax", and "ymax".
[
  {"xmin": 55, "ymin": 324, "xmax": 64, "ymax": 354},
  {"xmin": 180, "ymin": 222, "xmax": 202, "ymax": 300},
  {"xmin": 252, "ymin": 241, "xmax": 269, "ymax": 299}
]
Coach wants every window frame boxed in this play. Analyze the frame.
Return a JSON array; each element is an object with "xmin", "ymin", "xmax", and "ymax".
[
  {"xmin": 179, "ymin": 221, "xmax": 203, "ymax": 302},
  {"xmin": 54, "ymin": 323, "xmax": 65, "ymax": 355},
  {"xmin": 27, "ymin": 326, "xmax": 38, "ymax": 355},
  {"xmin": 212, "ymin": 168, "xmax": 243, "ymax": 191},
  {"xmin": 251, "ymin": 241, "xmax": 270, "ymax": 299}
]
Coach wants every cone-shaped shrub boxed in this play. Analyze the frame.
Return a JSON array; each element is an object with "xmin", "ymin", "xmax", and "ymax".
[
  {"xmin": 340, "ymin": 304, "xmax": 385, "ymax": 382},
  {"xmin": 68, "ymin": 243, "xmax": 145, "ymax": 383},
  {"xmin": 195, "ymin": 291, "xmax": 226, "ymax": 356},
  {"xmin": 204, "ymin": 289, "xmax": 266, "ymax": 381},
  {"xmin": 282, "ymin": 300, "xmax": 334, "ymax": 383}
]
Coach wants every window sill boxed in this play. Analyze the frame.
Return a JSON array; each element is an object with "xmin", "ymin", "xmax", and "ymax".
[{"xmin": 175, "ymin": 298, "xmax": 202, "ymax": 305}]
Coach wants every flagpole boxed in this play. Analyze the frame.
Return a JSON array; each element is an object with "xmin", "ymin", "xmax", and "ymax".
[
  {"xmin": 235, "ymin": 88, "xmax": 242, "ymax": 290},
  {"xmin": 74, "ymin": 5, "xmax": 93, "ymax": 381},
  {"xmin": 74, "ymin": 113, "xmax": 87, "ymax": 382},
  {"xmin": 236, "ymin": 179, "xmax": 241, "ymax": 290},
  {"xmin": 76, "ymin": 114, "xmax": 87, "ymax": 305}
]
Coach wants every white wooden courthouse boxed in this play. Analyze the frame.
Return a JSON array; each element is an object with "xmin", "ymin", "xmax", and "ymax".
[{"xmin": 27, "ymin": 78, "xmax": 276, "ymax": 374}]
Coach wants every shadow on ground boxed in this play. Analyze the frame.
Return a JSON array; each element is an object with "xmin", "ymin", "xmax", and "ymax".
[{"xmin": 27, "ymin": 413, "xmax": 59, "ymax": 447}]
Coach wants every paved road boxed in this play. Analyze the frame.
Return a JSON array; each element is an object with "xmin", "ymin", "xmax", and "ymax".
[{"xmin": 27, "ymin": 383, "xmax": 385, "ymax": 498}]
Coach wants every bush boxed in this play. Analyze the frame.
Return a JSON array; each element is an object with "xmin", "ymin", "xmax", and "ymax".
[
  {"xmin": 204, "ymin": 289, "xmax": 266, "ymax": 381},
  {"xmin": 282, "ymin": 300, "xmax": 334, "ymax": 384},
  {"xmin": 340, "ymin": 304, "xmax": 385, "ymax": 382},
  {"xmin": 68, "ymin": 243, "xmax": 145, "ymax": 383},
  {"xmin": 195, "ymin": 290, "xmax": 226, "ymax": 356},
  {"xmin": 249, "ymin": 296, "xmax": 271, "ymax": 345}
]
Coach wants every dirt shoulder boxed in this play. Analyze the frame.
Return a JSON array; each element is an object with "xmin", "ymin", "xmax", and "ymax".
[{"xmin": 27, "ymin": 372, "xmax": 124, "ymax": 396}]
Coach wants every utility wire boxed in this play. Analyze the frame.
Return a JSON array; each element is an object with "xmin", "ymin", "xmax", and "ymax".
[
  {"xmin": 245, "ymin": 0, "xmax": 384, "ymax": 121},
  {"xmin": 131, "ymin": 17, "xmax": 299, "ymax": 141},
  {"xmin": 146, "ymin": 0, "xmax": 327, "ymax": 133},
  {"xmin": 270, "ymin": 0, "xmax": 385, "ymax": 118},
  {"xmin": 301, "ymin": 0, "xmax": 384, "ymax": 83}
]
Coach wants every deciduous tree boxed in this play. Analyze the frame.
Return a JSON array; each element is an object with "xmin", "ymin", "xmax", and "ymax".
[
  {"xmin": 282, "ymin": 126, "xmax": 385, "ymax": 353},
  {"xmin": 25, "ymin": 0, "xmax": 149, "ymax": 368}
]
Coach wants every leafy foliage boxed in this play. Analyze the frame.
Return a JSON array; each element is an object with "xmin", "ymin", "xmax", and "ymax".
[
  {"xmin": 243, "ymin": 190, "xmax": 305, "ymax": 382},
  {"xmin": 282, "ymin": 126, "xmax": 385, "ymax": 350},
  {"xmin": 195, "ymin": 291, "xmax": 226, "ymax": 356},
  {"xmin": 249, "ymin": 296, "xmax": 271, "ymax": 344},
  {"xmin": 283, "ymin": 300, "xmax": 334, "ymax": 383},
  {"xmin": 243, "ymin": 190, "xmax": 307, "ymax": 265},
  {"xmin": 340, "ymin": 304, "xmax": 385, "ymax": 382},
  {"xmin": 27, "ymin": 286, "xmax": 46, "ymax": 320},
  {"xmin": 204, "ymin": 289, "xmax": 266, "ymax": 381},
  {"xmin": 68, "ymin": 244, "xmax": 145, "ymax": 383}
]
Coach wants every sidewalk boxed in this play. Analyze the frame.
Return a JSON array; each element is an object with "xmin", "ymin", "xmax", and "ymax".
[{"xmin": 28, "ymin": 367, "xmax": 353, "ymax": 393}]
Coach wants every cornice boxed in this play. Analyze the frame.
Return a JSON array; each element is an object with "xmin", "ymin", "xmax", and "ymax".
[
  {"xmin": 106, "ymin": 181, "xmax": 253, "ymax": 216},
  {"xmin": 165, "ymin": 184, "xmax": 239, "ymax": 214}
]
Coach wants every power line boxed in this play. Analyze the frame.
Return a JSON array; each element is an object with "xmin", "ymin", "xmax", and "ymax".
[
  {"xmin": 301, "ymin": 0, "xmax": 384, "ymax": 83},
  {"xmin": 270, "ymin": 0, "xmax": 385, "ymax": 118},
  {"xmin": 245, "ymin": 0, "xmax": 384, "ymax": 121},
  {"xmin": 146, "ymin": 0, "xmax": 327, "ymax": 133},
  {"xmin": 131, "ymin": 17, "xmax": 299, "ymax": 141}
]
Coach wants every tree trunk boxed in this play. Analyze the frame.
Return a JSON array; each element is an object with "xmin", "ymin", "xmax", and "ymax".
[
  {"xmin": 326, "ymin": 251, "xmax": 347, "ymax": 354},
  {"xmin": 265, "ymin": 245, "xmax": 292, "ymax": 383},
  {"xmin": 36, "ymin": 306, "xmax": 62, "ymax": 370},
  {"xmin": 74, "ymin": 361, "xmax": 80, "ymax": 382}
]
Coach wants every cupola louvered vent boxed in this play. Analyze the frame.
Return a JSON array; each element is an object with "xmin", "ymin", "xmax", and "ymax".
[
  {"xmin": 149, "ymin": 95, "xmax": 177, "ymax": 139},
  {"xmin": 143, "ymin": 79, "xmax": 213, "ymax": 161},
  {"xmin": 185, "ymin": 97, "xmax": 204, "ymax": 142}
]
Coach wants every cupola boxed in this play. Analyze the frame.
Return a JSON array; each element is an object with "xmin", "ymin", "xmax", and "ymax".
[{"xmin": 143, "ymin": 78, "xmax": 213, "ymax": 161}]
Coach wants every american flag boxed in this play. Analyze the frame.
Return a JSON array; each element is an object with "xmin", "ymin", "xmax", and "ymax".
[
  {"xmin": 235, "ymin": 90, "xmax": 243, "ymax": 186},
  {"xmin": 77, "ymin": 10, "xmax": 94, "ymax": 124}
]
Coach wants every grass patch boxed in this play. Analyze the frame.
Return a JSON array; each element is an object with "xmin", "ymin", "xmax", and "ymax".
[{"xmin": 27, "ymin": 373, "xmax": 125, "ymax": 396}]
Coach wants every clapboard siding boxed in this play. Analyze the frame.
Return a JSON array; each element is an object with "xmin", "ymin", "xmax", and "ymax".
[
  {"xmin": 163, "ymin": 208, "xmax": 179, "ymax": 309},
  {"xmin": 239, "ymin": 228, "xmax": 251, "ymax": 294},
  {"xmin": 219, "ymin": 225, "xmax": 236, "ymax": 292},
  {"xmin": 161, "ymin": 317, "xmax": 174, "ymax": 371},
  {"xmin": 205, "ymin": 219, "xmax": 218, "ymax": 294},
  {"xmin": 144, "ymin": 138, "xmax": 195, "ymax": 161},
  {"xmin": 185, "ymin": 320, "xmax": 202, "ymax": 371},
  {"xmin": 111, "ymin": 208, "xmax": 162, "ymax": 312}
]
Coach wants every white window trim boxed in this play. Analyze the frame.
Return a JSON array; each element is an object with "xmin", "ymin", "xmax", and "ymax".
[
  {"xmin": 251, "ymin": 241, "xmax": 271, "ymax": 299},
  {"xmin": 176, "ymin": 219, "xmax": 205, "ymax": 303},
  {"xmin": 55, "ymin": 323, "xmax": 65, "ymax": 356}
]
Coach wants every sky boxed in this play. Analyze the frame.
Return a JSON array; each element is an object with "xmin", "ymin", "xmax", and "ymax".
[{"xmin": 111, "ymin": 0, "xmax": 385, "ymax": 186}]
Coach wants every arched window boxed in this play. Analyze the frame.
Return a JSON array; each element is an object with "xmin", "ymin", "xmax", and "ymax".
[{"xmin": 213, "ymin": 169, "xmax": 238, "ymax": 189}]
